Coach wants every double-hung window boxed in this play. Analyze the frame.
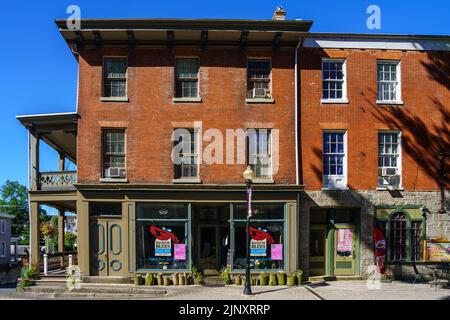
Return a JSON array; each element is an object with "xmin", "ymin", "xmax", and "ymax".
[
  {"xmin": 322, "ymin": 131, "xmax": 347, "ymax": 189},
  {"xmin": 247, "ymin": 129, "xmax": 272, "ymax": 179},
  {"xmin": 103, "ymin": 58, "xmax": 127, "ymax": 98},
  {"xmin": 377, "ymin": 61, "xmax": 401, "ymax": 103},
  {"xmin": 102, "ymin": 129, "xmax": 126, "ymax": 179},
  {"xmin": 173, "ymin": 129, "xmax": 199, "ymax": 180},
  {"xmin": 378, "ymin": 132, "xmax": 401, "ymax": 188},
  {"xmin": 0, "ymin": 220, "xmax": 5, "ymax": 234},
  {"xmin": 175, "ymin": 58, "xmax": 199, "ymax": 98},
  {"xmin": 247, "ymin": 59, "xmax": 271, "ymax": 99},
  {"xmin": 0, "ymin": 241, "xmax": 5, "ymax": 257},
  {"xmin": 322, "ymin": 59, "xmax": 347, "ymax": 102}
]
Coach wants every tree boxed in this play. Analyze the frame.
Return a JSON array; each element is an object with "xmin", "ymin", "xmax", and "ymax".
[{"xmin": 0, "ymin": 180, "xmax": 48, "ymax": 244}]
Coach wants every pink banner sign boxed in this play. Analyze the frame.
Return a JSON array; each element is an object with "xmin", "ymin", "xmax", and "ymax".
[
  {"xmin": 271, "ymin": 244, "xmax": 283, "ymax": 260},
  {"xmin": 337, "ymin": 229, "xmax": 353, "ymax": 252},
  {"xmin": 174, "ymin": 244, "xmax": 186, "ymax": 260}
]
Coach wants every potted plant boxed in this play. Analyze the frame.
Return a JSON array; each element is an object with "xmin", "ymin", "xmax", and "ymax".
[
  {"xmin": 145, "ymin": 273, "xmax": 154, "ymax": 286},
  {"xmin": 178, "ymin": 273, "xmax": 186, "ymax": 285},
  {"xmin": 156, "ymin": 273, "xmax": 164, "ymax": 286},
  {"xmin": 40, "ymin": 222, "xmax": 55, "ymax": 254},
  {"xmin": 277, "ymin": 272, "xmax": 286, "ymax": 285},
  {"xmin": 134, "ymin": 274, "xmax": 143, "ymax": 286},
  {"xmin": 172, "ymin": 273, "xmax": 179, "ymax": 285},
  {"xmin": 17, "ymin": 264, "xmax": 40, "ymax": 290},
  {"xmin": 219, "ymin": 266, "xmax": 232, "ymax": 285},
  {"xmin": 191, "ymin": 266, "xmax": 203, "ymax": 285},
  {"xmin": 286, "ymin": 273, "xmax": 296, "ymax": 286},
  {"xmin": 259, "ymin": 272, "xmax": 268, "ymax": 286},
  {"xmin": 268, "ymin": 273, "xmax": 277, "ymax": 286},
  {"xmin": 295, "ymin": 270, "xmax": 303, "ymax": 286},
  {"xmin": 233, "ymin": 275, "xmax": 241, "ymax": 285}
]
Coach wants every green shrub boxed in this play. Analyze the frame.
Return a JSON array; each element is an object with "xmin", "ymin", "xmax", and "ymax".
[
  {"xmin": 191, "ymin": 266, "xmax": 203, "ymax": 284},
  {"xmin": 17, "ymin": 264, "xmax": 40, "ymax": 290},
  {"xmin": 219, "ymin": 266, "xmax": 232, "ymax": 285}
]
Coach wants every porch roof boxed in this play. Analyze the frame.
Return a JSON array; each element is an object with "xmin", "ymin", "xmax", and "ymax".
[{"xmin": 16, "ymin": 112, "xmax": 78, "ymax": 163}]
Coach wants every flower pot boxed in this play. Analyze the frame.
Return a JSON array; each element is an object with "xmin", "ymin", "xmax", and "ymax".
[
  {"xmin": 134, "ymin": 275, "xmax": 143, "ymax": 286},
  {"xmin": 268, "ymin": 273, "xmax": 277, "ymax": 286},
  {"xmin": 259, "ymin": 273, "xmax": 268, "ymax": 286},
  {"xmin": 277, "ymin": 272, "xmax": 286, "ymax": 285},
  {"xmin": 295, "ymin": 271, "xmax": 303, "ymax": 286},
  {"xmin": 157, "ymin": 273, "xmax": 164, "ymax": 286},
  {"xmin": 172, "ymin": 273, "xmax": 179, "ymax": 285},
  {"xmin": 286, "ymin": 274, "xmax": 296, "ymax": 286},
  {"xmin": 234, "ymin": 275, "xmax": 241, "ymax": 286},
  {"xmin": 163, "ymin": 276, "xmax": 171, "ymax": 286},
  {"xmin": 178, "ymin": 274, "xmax": 186, "ymax": 285}
]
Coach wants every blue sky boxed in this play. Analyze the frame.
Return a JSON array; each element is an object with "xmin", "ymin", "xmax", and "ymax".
[{"xmin": 1, "ymin": 0, "xmax": 449, "ymax": 189}]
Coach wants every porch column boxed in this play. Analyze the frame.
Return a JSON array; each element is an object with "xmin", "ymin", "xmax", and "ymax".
[
  {"xmin": 58, "ymin": 210, "xmax": 65, "ymax": 268},
  {"xmin": 76, "ymin": 198, "xmax": 89, "ymax": 275},
  {"xmin": 29, "ymin": 131, "xmax": 40, "ymax": 191},
  {"xmin": 30, "ymin": 201, "xmax": 40, "ymax": 267}
]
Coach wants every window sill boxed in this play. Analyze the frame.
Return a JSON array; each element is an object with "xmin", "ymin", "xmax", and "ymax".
[
  {"xmin": 172, "ymin": 97, "xmax": 202, "ymax": 103},
  {"xmin": 100, "ymin": 97, "xmax": 129, "ymax": 102},
  {"xmin": 377, "ymin": 186, "xmax": 404, "ymax": 191},
  {"xmin": 99, "ymin": 178, "xmax": 128, "ymax": 183},
  {"xmin": 321, "ymin": 99, "xmax": 349, "ymax": 104},
  {"xmin": 172, "ymin": 178, "xmax": 202, "ymax": 184},
  {"xmin": 245, "ymin": 98, "xmax": 275, "ymax": 104},
  {"xmin": 321, "ymin": 187, "xmax": 349, "ymax": 191},
  {"xmin": 252, "ymin": 179, "xmax": 275, "ymax": 184},
  {"xmin": 376, "ymin": 100, "xmax": 404, "ymax": 106}
]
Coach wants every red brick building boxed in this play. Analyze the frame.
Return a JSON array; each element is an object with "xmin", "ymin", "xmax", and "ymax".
[{"xmin": 17, "ymin": 12, "xmax": 449, "ymax": 281}]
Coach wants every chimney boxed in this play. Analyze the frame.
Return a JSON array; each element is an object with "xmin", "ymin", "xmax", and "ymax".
[{"xmin": 272, "ymin": 6, "xmax": 286, "ymax": 21}]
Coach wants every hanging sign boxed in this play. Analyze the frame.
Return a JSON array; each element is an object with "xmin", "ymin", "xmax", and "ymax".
[
  {"xmin": 155, "ymin": 239, "xmax": 172, "ymax": 257},
  {"xmin": 337, "ymin": 229, "xmax": 353, "ymax": 252},
  {"xmin": 174, "ymin": 243, "xmax": 186, "ymax": 260},
  {"xmin": 271, "ymin": 244, "xmax": 283, "ymax": 260},
  {"xmin": 373, "ymin": 227, "xmax": 386, "ymax": 274},
  {"xmin": 426, "ymin": 241, "xmax": 450, "ymax": 262},
  {"xmin": 250, "ymin": 238, "xmax": 267, "ymax": 257}
]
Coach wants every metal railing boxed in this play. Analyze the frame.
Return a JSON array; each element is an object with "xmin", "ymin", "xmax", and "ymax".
[{"xmin": 38, "ymin": 171, "xmax": 77, "ymax": 190}]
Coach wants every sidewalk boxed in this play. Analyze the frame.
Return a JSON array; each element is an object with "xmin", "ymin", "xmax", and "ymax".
[{"xmin": 0, "ymin": 281, "xmax": 448, "ymax": 300}]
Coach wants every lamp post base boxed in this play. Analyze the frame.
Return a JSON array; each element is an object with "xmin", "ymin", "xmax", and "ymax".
[{"xmin": 243, "ymin": 284, "xmax": 253, "ymax": 296}]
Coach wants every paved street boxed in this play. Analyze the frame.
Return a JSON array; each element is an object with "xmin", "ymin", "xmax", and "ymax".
[{"xmin": 0, "ymin": 281, "xmax": 449, "ymax": 300}]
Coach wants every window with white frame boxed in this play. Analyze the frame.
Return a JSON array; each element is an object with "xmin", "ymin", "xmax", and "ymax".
[
  {"xmin": 103, "ymin": 58, "xmax": 127, "ymax": 98},
  {"xmin": 247, "ymin": 129, "xmax": 272, "ymax": 179},
  {"xmin": 173, "ymin": 129, "xmax": 199, "ymax": 180},
  {"xmin": 247, "ymin": 59, "xmax": 271, "ymax": 99},
  {"xmin": 322, "ymin": 59, "xmax": 346, "ymax": 102},
  {"xmin": 102, "ymin": 129, "xmax": 126, "ymax": 179},
  {"xmin": 175, "ymin": 58, "xmax": 199, "ymax": 98},
  {"xmin": 0, "ymin": 241, "xmax": 5, "ymax": 257},
  {"xmin": 377, "ymin": 61, "xmax": 401, "ymax": 103},
  {"xmin": 378, "ymin": 132, "xmax": 401, "ymax": 188},
  {"xmin": 0, "ymin": 220, "xmax": 5, "ymax": 234},
  {"xmin": 322, "ymin": 131, "xmax": 347, "ymax": 189}
]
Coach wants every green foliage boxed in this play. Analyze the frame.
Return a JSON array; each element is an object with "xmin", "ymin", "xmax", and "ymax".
[
  {"xmin": 191, "ymin": 266, "xmax": 203, "ymax": 284},
  {"xmin": 259, "ymin": 272, "xmax": 268, "ymax": 286},
  {"xmin": 0, "ymin": 180, "xmax": 48, "ymax": 245},
  {"xmin": 219, "ymin": 266, "xmax": 232, "ymax": 285},
  {"xmin": 17, "ymin": 264, "xmax": 40, "ymax": 290},
  {"xmin": 65, "ymin": 233, "xmax": 77, "ymax": 251}
]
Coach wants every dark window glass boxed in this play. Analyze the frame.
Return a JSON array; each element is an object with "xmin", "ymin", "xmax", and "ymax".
[
  {"xmin": 233, "ymin": 204, "xmax": 284, "ymax": 220},
  {"xmin": 247, "ymin": 59, "xmax": 271, "ymax": 98},
  {"xmin": 390, "ymin": 212, "xmax": 408, "ymax": 262},
  {"xmin": 89, "ymin": 203, "xmax": 122, "ymax": 216},
  {"xmin": 175, "ymin": 58, "xmax": 199, "ymax": 98},
  {"xmin": 103, "ymin": 58, "xmax": 127, "ymax": 97},
  {"xmin": 136, "ymin": 203, "xmax": 188, "ymax": 220},
  {"xmin": 411, "ymin": 221, "xmax": 423, "ymax": 261}
]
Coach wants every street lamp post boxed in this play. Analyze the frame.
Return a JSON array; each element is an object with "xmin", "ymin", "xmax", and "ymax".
[{"xmin": 243, "ymin": 166, "xmax": 255, "ymax": 296}]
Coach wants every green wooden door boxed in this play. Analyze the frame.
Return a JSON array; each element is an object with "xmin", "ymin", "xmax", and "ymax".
[{"xmin": 333, "ymin": 225, "xmax": 356, "ymax": 276}]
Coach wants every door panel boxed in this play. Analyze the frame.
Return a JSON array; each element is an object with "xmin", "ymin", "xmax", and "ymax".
[
  {"xmin": 198, "ymin": 226, "xmax": 218, "ymax": 270},
  {"xmin": 90, "ymin": 218, "xmax": 123, "ymax": 276},
  {"xmin": 333, "ymin": 225, "xmax": 356, "ymax": 276},
  {"xmin": 309, "ymin": 225, "xmax": 327, "ymax": 276}
]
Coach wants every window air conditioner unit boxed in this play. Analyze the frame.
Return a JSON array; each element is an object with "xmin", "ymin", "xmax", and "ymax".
[
  {"xmin": 378, "ymin": 168, "xmax": 400, "ymax": 188},
  {"xmin": 105, "ymin": 167, "xmax": 126, "ymax": 178},
  {"xmin": 381, "ymin": 167, "xmax": 398, "ymax": 176},
  {"xmin": 324, "ymin": 176, "xmax": 346, "ymax": 190},
  {"xmin": 252, "ymin": 88, "xmax": 267, "ymax": 99}
]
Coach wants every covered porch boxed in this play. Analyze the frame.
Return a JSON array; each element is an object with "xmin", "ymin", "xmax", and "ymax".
[{"xmin": 17, "ymin": 112, "xmax": 79, "ymax": 270}]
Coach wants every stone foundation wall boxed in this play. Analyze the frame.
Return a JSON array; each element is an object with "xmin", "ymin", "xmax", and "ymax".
[{"xmin": 299, "ymin": 190, "xmax": 450, "ymax": 280}]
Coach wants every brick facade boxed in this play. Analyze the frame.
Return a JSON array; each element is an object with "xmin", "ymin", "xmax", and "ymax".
[{"xmin": 77, "ymin": 47, "xmax": 297, "ymax": 185}]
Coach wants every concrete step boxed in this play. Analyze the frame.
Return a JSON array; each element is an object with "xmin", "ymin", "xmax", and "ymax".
[
  {"xmin": 23, "ymin": 284, "xmax": 166, "ymax": 296},
  {"xmin": 203, "ymin": 276, "xmax": 225, "ymax": 287},
  {"xmin": 203, "ymin": 269, "xmax": 220, "ymax": 276},
  {"xmin": 82, "ymin": 276, "xmax": 133, "ymax": 284}
]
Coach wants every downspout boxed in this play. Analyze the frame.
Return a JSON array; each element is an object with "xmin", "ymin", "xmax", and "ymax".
[{"xmin": 295, "ymin": 36, "xmax": 304, "ymax": 274}]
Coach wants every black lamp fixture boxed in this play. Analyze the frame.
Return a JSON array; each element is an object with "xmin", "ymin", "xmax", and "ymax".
[{"xmin": 242, "ymin": 166, "xmax": 255, "ymax": 296}]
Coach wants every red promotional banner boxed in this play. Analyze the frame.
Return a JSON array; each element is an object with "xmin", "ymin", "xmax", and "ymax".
[{"xmin": 373, "ymin": 227, "xmax": 386, "ymax": 274}]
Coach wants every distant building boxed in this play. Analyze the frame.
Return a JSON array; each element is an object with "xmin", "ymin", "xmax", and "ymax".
[{"xmin": 0, "ymin": 213, "xmax": 14, "ymax": 267}]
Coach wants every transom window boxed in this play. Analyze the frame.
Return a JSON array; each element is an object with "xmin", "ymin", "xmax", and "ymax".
[
  {"xmin": 247, "ymin": 59, "xmax": 271, "ymax": 99},
  {"xmin": 173, "ymin": 129, "xmax": 199, "ymax": 179},
  {"xmin": 175, "ymin": 58, "xmax": 199, "ymax": 98},
  {"xmin": 322, "ymin": 59, "xmax": 346, "ymax": 101},
  {"xmin": 103, "ymin": 130, "xmax": 126, "ymax": 179},
  {"xmin": 377, "ymin": 61, "xmax": 401, "ymax": 103},
  {"xmin": 247, "ymin": 129, "xmax": 271, "ymax": 179},
  {"xmin": 378, "ymin": 132, "xmax": 401, "ymax": 188},
  {"xmin": 103, "ymin": 58, "xmax": 127, "ymax": 98}
]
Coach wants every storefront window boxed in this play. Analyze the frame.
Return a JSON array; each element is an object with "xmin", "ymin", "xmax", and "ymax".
[
  {"xmin": 232, "ymin": 204, "xmax": 285, "ymax": 271},
  {"xmin": 136, "ymin": 204, "xmax": 190, "ymax": 271}
]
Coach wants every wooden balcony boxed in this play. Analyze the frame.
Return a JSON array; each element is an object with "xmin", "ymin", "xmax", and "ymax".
[{"xmin": 38, "ymin": 171, "xmax": 77, "ymax": 190}]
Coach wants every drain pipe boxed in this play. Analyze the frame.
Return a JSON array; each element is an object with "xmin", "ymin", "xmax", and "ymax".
[{"xmin": 294, "ymin": 36, "xmax": 304, "ymax": 186}]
